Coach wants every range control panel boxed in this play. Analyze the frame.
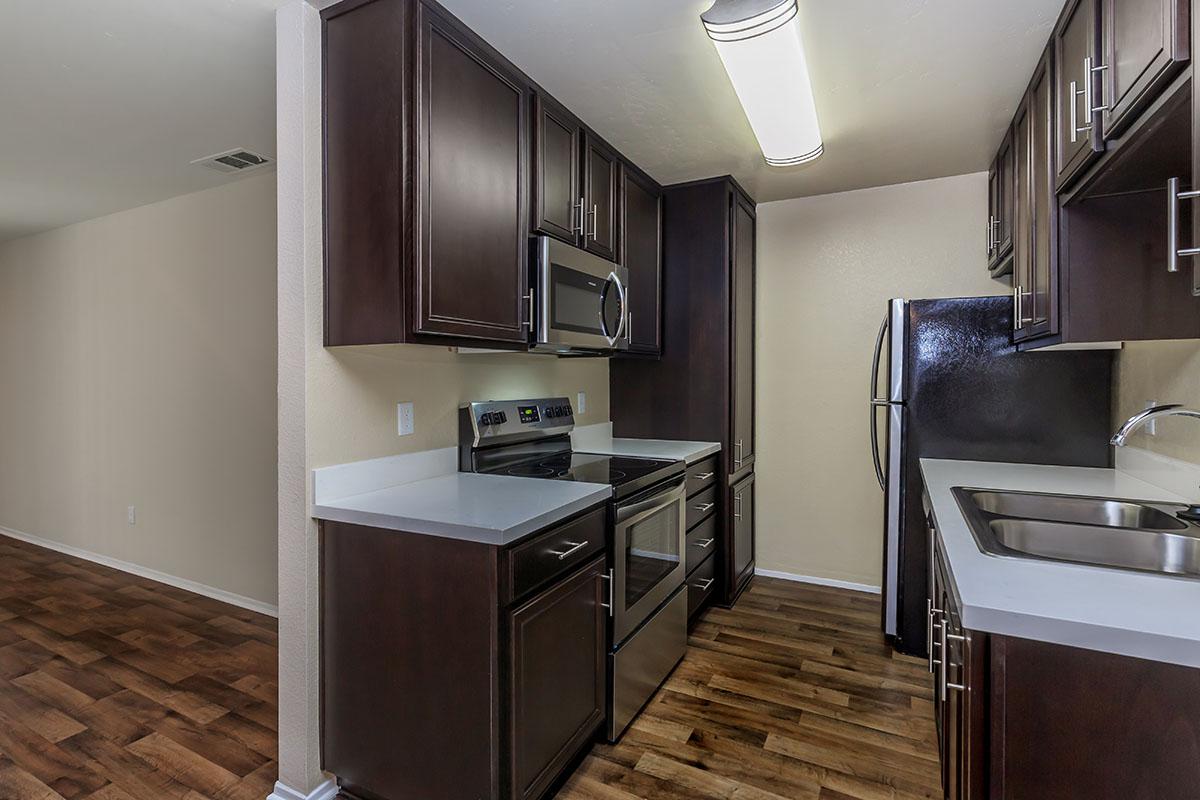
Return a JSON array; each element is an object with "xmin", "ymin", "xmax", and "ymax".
[{"xmin": 462, "ymin": 397, "xmax": 576, "ymax": 446}]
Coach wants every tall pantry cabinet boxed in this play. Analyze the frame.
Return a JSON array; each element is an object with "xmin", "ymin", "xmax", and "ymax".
[{"xmin": 610, "ymin": 176, "xmax": 757, "ymax": 612}]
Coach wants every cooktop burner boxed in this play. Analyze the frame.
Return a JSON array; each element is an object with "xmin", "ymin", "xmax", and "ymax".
[{"xmin": 479, "ymin": 450, "xmax": 683, "ymax": 499}]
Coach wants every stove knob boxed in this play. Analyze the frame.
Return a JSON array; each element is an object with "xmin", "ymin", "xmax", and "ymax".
[
  {"xmin": 479, "ymin": 413, "xmax": 492, "ymax": 426},
  {"xmin": 497, "ymin": 411, "xmax": 508, "ymax": 424},
  {"xmin": 563, "ymin": 405, "xmax": 572, "ymax": 417}
]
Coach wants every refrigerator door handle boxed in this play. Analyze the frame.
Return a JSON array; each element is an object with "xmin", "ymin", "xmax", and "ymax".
[{"xmin": 870, "ymin": 312, "xmax": 890, "ymax": 490}]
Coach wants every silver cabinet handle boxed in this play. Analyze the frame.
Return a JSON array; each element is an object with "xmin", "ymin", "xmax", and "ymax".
[
  {"xmin": 1012, "ymin": 285, "xmax": 1032, "ymax": 331},
  {"xmin": 734, "ymin": 495, "xmax": 743, "ymax": 520},
  {"xmin": 600, "ymin": 568, "xmax": 614, "ymax": 617},
  {"xmin": 939, "ymin": 620, "xmax": 967, "ymax": 699},
  {"xmin": 694, "ymin": 472, "xmax": 715, "ymax": 480},
  {"xmin": 1084, "ymin": 56, "xmax": 1109, "ymax": 116},
  {"xmin": 693, "ymin": 578, "xmax": 714, "ymax": 591},
  {"xmin": 695, "ymin": 538, "xmax": 715, "ymax": 549},
  {"xmin": 589, "ymin": 203, "xmax": 599, "ymax": 240},
  {"xmin": 926, "ymin": 599, "xmax": 942, "ymax": 673},
  {"xmin": 572, "ymin": 197, "xmax": 585, "ymax": 237},
  {"xmin": 523, "ymin": 292, "xmax": 535, "ymax": 330},
  {"xmin": 734, "ymin": 439, "xmax": 744, "ymax": 468},
  {"xmin": 549, "ymin": 540, "xmax": 589, "ymax": 560},
  {"xmin": 693, "ymin": 502, "xmax": 715, "ymax": 513},
  {"xmin": 1166, "ymin": 178, "xmax": 1200, "ymax": 296},
  {"xmin": 1069, "ymin": 77, "xmax": 1087, "ymax": 142}
]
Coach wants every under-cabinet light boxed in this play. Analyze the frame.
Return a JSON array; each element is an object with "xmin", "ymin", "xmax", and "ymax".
[{"xmin": 701, "ymin": 0, "xmax": 823, "ymax": 167}]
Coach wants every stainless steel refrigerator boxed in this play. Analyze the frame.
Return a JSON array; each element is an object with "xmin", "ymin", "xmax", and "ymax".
[{"xmin": 870, "ymin": 296, "xmax": 1113, "ymax": 657}]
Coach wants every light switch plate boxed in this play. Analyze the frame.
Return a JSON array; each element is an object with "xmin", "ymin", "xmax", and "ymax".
[
  {"xmin": 127, "ymin": 506, "xmax": 137, "ymax": 526},
  {"xmin": 577, "ymin": 392, "xmax": 587, "ymax": 414},
  {"xmin": 397, "ymin": 402, "xmax": 414, "ymax": 436}
]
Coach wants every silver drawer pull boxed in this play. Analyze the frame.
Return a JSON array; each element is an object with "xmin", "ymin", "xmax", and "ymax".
[
  {"xmin": 693, "ymin": 502, "xmax": 715, "ymax": 513},
  {"xmin": 695, "ymin": 538, "xmax": 715, "ymax": 549},
  {"xmin": 693, "ymin": 578, "xmax": 714, "ymax": 591},
  {"xmin": 549, "ymin": 540, "xmax": 589, "ymax": 560},
  {"xmin": 600, "ymin": 569, "xmax": 614, "ymax": 616},
  {"xmin": 694, "ymin": 472, "xmax": 715, "ymax": 480}
]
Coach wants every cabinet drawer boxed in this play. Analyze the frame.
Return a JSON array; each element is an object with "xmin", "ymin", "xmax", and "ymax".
[
  {"xmin": 686, "ymin": 485, "xmax": 717, "ymax": 531},
  {"xmin": 686, "ymin": 456, "xmax": 718, "ymax": 497},
  {"xmin": 687, "ymin": 553, "xmax": 717, "ymax": 618},
  {"xmin": 505, "ymin": 507, "xmax": 606, "ymax": 603},
  {"xmin": 685, "ymin": 515, "xmax": 718, "ymax": 576}
]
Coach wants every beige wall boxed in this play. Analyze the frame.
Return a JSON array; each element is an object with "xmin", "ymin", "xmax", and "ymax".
[
  {"xmin": 1114, "ymin": 340, "xmax": 1200, "ymax": 461},
  {"xmin": 0, "ymin": 172, "xmax": 278, "ymax": 607},
  {"xmin": 307, "ymin": 346, "xmax": 608, "ymax": 469},
  {"xmin": 755, "ymin": 172, "xmax": 1005, "ymax": 587}
]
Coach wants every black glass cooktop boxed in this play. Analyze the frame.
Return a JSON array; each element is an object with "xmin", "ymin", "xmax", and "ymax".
[{"xmin": 478, "ymin": 450, "xmax": 684, "ymax": 499}]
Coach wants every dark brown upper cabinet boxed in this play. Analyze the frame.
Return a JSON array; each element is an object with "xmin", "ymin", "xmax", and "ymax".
[
  {"xmin": 1099, "ymin": 0, "xmax": 1189, "ymax": 139},
  {"xmin": 582, "ymin": 133, "xmax": 620, "ymax": 262},
  {"xmin": 731, "ymin": 192, "xmax": 756, "ymax": 477},
  {"xmin": 1014, "ymin": 47, "xmax": 1059, "ymax": 343},
  {"xmin": 415, "ymin": 1, "xmax": 529, "ymax": 343},
  {"xmin": 323, "ymin": 0, "xmax": 532, "ymax": 348},
  {"xmin": 620, "ymin": 165, "xmax": 663, "ymax": 356},
  {"xmin": 987, "ymin": 130, "xmax": 1015, "ymax": 275},
  {"xmin": 532, "ymin": 95, "xmax": 582, "ymax": 245},
  {"xmin": 1054, "ymin": 0, "xmax": 1104, "ymax": 191}
]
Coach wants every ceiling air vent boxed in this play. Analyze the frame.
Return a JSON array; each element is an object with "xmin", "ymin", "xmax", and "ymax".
[{"xmin": 192, "ymin": 148, "xmax": 273, "ymax": 174}]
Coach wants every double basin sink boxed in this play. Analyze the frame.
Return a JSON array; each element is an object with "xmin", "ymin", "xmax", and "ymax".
[{"xmin": 952, "ymin": 487, "xmax": 1200, "ymax": 578}]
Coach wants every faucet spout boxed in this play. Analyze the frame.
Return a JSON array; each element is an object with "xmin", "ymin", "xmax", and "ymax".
[{"xmin": 1110, "ymin": 404, "xmax": 1200, "ymax": 446}]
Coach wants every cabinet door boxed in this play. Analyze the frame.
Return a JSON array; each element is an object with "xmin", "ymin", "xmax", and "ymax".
[
  {"xmin": 1054, "ymin": 0, "xmax": 1103, "ymax": 190},
  {"xmin": 1029, "ymin": 49, "xmax": 1057, "ymax": 336},
  {"xmin": 1012, "ymin": 94, "xmax": 1034, "ymax": 340},
  {"xmin": 729, "ymin": 473, "xmax": 755, "ymax": 597},
  {"xmin": 532, "ymin": 94, "xmax": 582, "ymax": 245},
  {"xmin": 986, "ymin": 156, "xmax": 1000, "ymax": 264},
  {"xmin": 508, "ymin": 557, "xmax": 605, "ymax": 800},
  {"xmin": 730, "ymin": 192, "xmax": 756, "ymax": 474},
  {"xmin": 621, "ymin": 165, "xmax": 663, "ymax": 355},
  {"xmin": 582, "ymin": 133, "xmax": 619, "ymax": 261},
  {"xmin": 1100, "ymin": 0, "xmax": 1188, "ymax": 139},
  {"xmin": 993, "ymin": 131, "xmax": 1014, "ymax": 264},
  {"xmin": 415, "ymin": 2, "xmax": 529, "ymax": 342}
]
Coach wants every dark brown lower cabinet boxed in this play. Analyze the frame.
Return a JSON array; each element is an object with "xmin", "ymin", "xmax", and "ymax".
[
  {"xmin": 928, "ymin": 513, "xmax": 1200, "ymax": 799},
  {"xmin": 321, "ymin": 506, "xmax": 607, "ymax": 800},
  {"xmin": 729, "ymin": 472, "xmax": 755, "ymax": 602},
  {"xmin": 508, "ymin": 557, "xmax": 605, "ymax": 800},
  {"xmin": 683, "ymin": 454, "xmax": 721, "ymax": 623}
]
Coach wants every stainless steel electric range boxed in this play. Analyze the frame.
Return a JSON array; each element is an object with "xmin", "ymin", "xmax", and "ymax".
[{"xmin": 459, "ymin": 396, "xmax": 688, "ymax": 741}]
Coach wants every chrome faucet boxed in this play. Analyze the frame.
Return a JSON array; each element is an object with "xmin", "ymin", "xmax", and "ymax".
[{"xmin": 1110, "ymin": 404, "xmax": 1200, "ymax": 447}]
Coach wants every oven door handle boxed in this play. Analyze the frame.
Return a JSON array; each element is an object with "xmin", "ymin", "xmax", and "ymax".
[{"xmin": 615, "ymin": 476, "xmax": 687, "ymax": 525}]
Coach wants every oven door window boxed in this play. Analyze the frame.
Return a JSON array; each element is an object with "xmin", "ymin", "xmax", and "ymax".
[
  {"xmin": 551, "ymin": 263, "xmax": 621, "ymax": 338},
  {"xmin": 624, "ymin": 500, "xmax": 682, "ymax": 608}
]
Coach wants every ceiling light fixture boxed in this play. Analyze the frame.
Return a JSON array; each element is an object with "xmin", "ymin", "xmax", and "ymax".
[{"xmin": 701, "ymin": 0, "xmax": 823, "ymax": 167}]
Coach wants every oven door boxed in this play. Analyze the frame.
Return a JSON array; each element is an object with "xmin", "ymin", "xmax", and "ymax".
[
  {"xmin": 612, "ymin": 476, "xmax": 687, "ymax": 644},
  {"xmin": 533, "ymin": 235, "xmax": 629, "ymax": 353}
]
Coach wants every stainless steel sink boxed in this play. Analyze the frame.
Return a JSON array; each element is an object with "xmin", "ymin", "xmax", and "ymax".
[
  {"xmin": 967, "ymin": 490, "xmax": 1189, "ymax": 531},
  {"xmin": 952, "ymin": 487, "xmax": 1200, "ymax": 578}
]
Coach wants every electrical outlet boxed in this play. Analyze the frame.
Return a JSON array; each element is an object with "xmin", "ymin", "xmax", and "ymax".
[
  {"xmin": 397, "ymin": 402, "xmax": 415, "ymax": 436},
  {"xmin": 576, "ymin": 392, "xmax": 587, "ymax": 415},
  {"xmin": 1145, "ymin": 400, "xmax": 1158, "ymax": 435},
  {"xmin": 127, "ymin": 506, "xmax": 136, "ymax": 526}
]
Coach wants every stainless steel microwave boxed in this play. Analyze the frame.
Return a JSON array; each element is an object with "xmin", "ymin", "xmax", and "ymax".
[{"xmin": 531, "ymin": 235, "xmax": 630, "ymax": 354}]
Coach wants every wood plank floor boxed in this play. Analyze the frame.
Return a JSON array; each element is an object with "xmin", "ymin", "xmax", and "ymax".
[
  {"xmin": 0, "ymin": 534, "xmax": 278, "ymax": 800},
  {"xmin": 557, "ymin": 577, "xmax": 940, "ymax": 800},
  {"xmin": 0, "ymin": 533, "xmax": 935, "ymax": 800}
]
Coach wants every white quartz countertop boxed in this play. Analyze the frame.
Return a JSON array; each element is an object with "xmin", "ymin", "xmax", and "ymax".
[
  {"xmin": 313, "ymin": 471, "xmax": 611, "ymax": 546},
  {"xmin": 571, "ymin": 423, "xmax": 720, "ymax": 465},
  {"xmin": 921, "ymin": 458, "xmax": 1200, "ymax": 667}
]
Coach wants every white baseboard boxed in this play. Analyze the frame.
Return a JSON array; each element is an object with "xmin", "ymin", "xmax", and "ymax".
[
  {"xmin": 268, "ymin": 780, "xmax": 338, "ymax": 800},
  {"xmin": 0, "ymin": 524, "xmax": 278, "ymax": 618},
  {"xmin": 755, "ymin": 567, "xmax": 881, "ymax": 595}
]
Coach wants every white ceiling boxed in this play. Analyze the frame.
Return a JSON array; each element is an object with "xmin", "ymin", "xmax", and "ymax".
[
  {"xmin": 0, "ymin": 0, "xmax": 283, "ymax": 243},
  {"xmin": 0, "ymin": 0, "xmax": 1062, "ymax": 243},
  {"xmin": 439, "ymin": 0, "xmax": 1063, "ymax": 202}
]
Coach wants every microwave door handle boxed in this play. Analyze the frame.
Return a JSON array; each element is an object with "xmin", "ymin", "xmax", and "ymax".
[
  {"xmin": 610, "ymin": 271, "xmax": 628, "ymax": 344},
  {"xmin": 598, "ymin": 272, "xmax": 627, "ymax": 347}
]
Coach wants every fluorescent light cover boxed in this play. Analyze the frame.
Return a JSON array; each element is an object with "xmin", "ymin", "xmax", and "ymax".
[{"xmin": 702, "ymin": 0, "xmax": 823, "ymax": 167}]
